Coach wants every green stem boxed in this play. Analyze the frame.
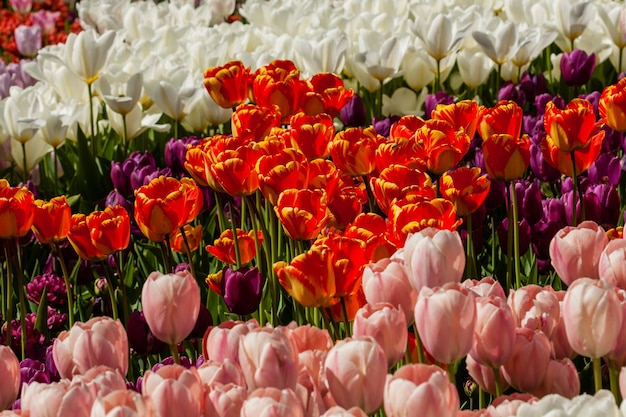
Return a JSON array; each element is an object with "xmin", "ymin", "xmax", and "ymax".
[
  {"xmin": 362, "ymin": 175, "xmax": 377, "ymax": 214},
  {"xmin": 620, "ymin": 47, "xmax": 624, "ymax": 76},
  {"xmin": 340, "ymin": 296, "xmax": 352, "ymax": 338},
  {"xmin": 214, "ymin": 192, "xmax": 228, "ymax": 232},
  {"xmin": 14, "ymin": 239, "xmax": 27, "ymax": 360},
  {"xmin": 122, "ymin": 114, "xmax": 128, "ymax": 156},
  {"xmin": 174, "ymin": 120, "xmax": 179, "ymax": 139},
  {"xmin": 506, "ymin": 185, "xmax": 513, "ymax": 293},
  {"xmin": 55, "ymin": 243, "xmax": 74, "ymax": 327},
  {"xmin": 170, "ymin": 343, "xmax": 180, "ymax": 365},
  {"xmin": 412, "ymin": 324, "xmax": 425, "ymax": 364},
  {"xmin": 593, "ymin": 356, "xmax": 603, "ymax": 393},
  {"xmin": 610, "ymin": 359, "xmax": 621, "ymax": 402},
  {"xmin": 4, "ymin": 243, "xmax": 13, "ymax": 347},
  {"xmin": 571, "ymin": 151, "xmax": 579, "ymax": 226},
  {"xmin": 447, "ymin": 362, "xmax": 456, "ymax": 386},
  {"xmin": 478, "ymin": 387, "xmax": 485, "ymax": 409},
  {"xmin": 494, "ymin": 367, "xmax": 504, "ymax": 397},
  {"xmin": 114, "ymin": 252, "xmax": 129, "ymax": 327},
  {"xmin": 101, "ymin": 261, "xmax": 119, "ymax": 321},
  {"xmin": 159, "ymin": 238, "xmax": 174, "ymax": 273},
  {"xmin": 228, "ymin": 199, "xmax": 242, "ymax": 269},
  {"xmin": 465, "ymin": 214, "xmax": 478, "ymax": 279},
  {"xmin": 510, "ymin": 182, "xmax": 522, "ymax": 289},
  {"xmin": 53, "ymin": 149, "xmax": 59, "ymax": 196}
]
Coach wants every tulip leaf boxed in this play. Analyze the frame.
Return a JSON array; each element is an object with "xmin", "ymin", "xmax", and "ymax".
[{"xmin": 34, "ymin": 288, "xmax": 49, "ymax": 341}]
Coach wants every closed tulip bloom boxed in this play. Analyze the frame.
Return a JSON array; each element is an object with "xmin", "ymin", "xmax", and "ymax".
[
  {"xmin": 0, "ymin": 179, "xmax": 35, "ymax": 239},
  {"xmin": 549, "ymin": 220, "xmax": 608, "ymax": 286},
  {"xmin": 321, "ymin": 406, "xmax": 368, "ymax": 417},
  {"xmin": 507, "ymin": 284, "xmax": 561, "ymax": 339},
  {"xmin": 384, "ymin": 364, "xmax": 459, "ymax": 417},
  {"xmin": 403, "ymin": 227, "xmax": 465, "ymax": 293},
  {"xmin": 52, "ymin": 316, "xmax": 128, "ymax": 379},
  {"xmin": 353, "ymin": 303, "xmax": 407, "ymax": 367},
  {"xmin": 482, "ymin": 133, "xmax": 531, "ymax": 181},
  {"xmin": 465, "ymin": 354, "xmax": 509, "ymax": 395},
  {"xmin": 58, "ymin": 29, "xmax": 116, "ymax": 85},
  {"xmin": 415, "ymin": 283, "xmax": 476, "ymax": 364},
  {"xmin": 142, "ymin": 270, "xmax": 200, "ymax": 345},
  {"xmin": 203, "ymin": 60, "xmax": 250, "ymax": 109},
  {"xmin": 252, "ymin": 60, "xmax": 302, "ymax": 121},
  {"xmin": 413, "ymin": 119, "xmax": 471, "ymax": 175},
  {"xmin": 241, "ymin": 387, "xmax": 304, "ymax": 417},
  {"xmin": 203, "ymin": 383, "xmax": 247, "ymax": 417},
  {"xmin": 20, "ymin": 380, "xmax": 71, "ymax": 417},
  {"xmin": 563, "ymin": 277, "xmax": 623, "ymax": 359},
  {"xmin": 303, "ymin": 73, "xmax": 354, "ymax": 118},
  {"xmin": 330, "ymin": 126, "xmax": 385, "ymax": 177},
  {"xmin": 31, "ymin": 196, "xmax": 71, "ymax": 245},
  {"xmin": 222, "ymin": 267, "xmax": 263, "ymax": 316},
  {"xmin": 470, "ymin": 296, "xmax": 516, "ymax": 368},
  {"xmin": 285, "ymin": 323, "xmax": 333, "ymax": 354},
  {"xmin": 289, "ymin": 112, "xmax": 335, "ymax": 160},
  {"xmin": 231, "ymin": 104, "xmax": 281, "ymax": 142},
  {"xmin": 67, "ymin": 214, "xmax": 106, "ymax": 261},
  {"xmin": 169, "ymin": 224, "xmax": 203, "ymax": 254},
  {"xmin": 501, "ymin": 327, "xmax": 552, "ymax": 392},
  {"xmin": 206, "ymin": 229, "xmax": 262, "ymax": 266},
  {"xmin": 274, "ymin": 188, "xmax": 330, "ymax": 241},
  {"xmin": 209, "ymin": 145, "xmax": 261, "ymax": 197},
  {"xmin": 238, "ymin": 328, "xmax": 299, "ymax": 391},
  {"xmin": 531, "ymin": 358, "xmax": 580, "ymax": 399},
  {"xmin": 560, "ymin": 50, "xmax": 596, "ymax": 87},
  {"xmin": 599, "ymin": 239, "xmax": 626, "ymax": 290},
  {"xmin": 86, "ymin": 205, "xmax": 130, "ymax": 256},
  {"xmin": 544, "ymin": 99, "xmax": 601, "ymax": 153},
  {"xmin": 431, "ymin": 100, "xmax": 479, "ymax": 139},
  {"xmin": 142, "ymin": 365, "xmax": 203, "ymax": 417},
  {"xmin": 324, "ymin": 336, "xmax": 387, "ymax": 414},
  {"xmin": 370, "ymin": 165, "xmax": 435, "ymax": 215},
  {"xmin": 90, "ymin": 389, "xmax": 154, "ymax": 417},
  {"xmin": 0, "ymin": 346, "xmax": 20, "ymax": 410},
  {"xmin": 202, "ymin": 320, "xmax": 258, "ymax": 364},
  {"xmin": 599, "ymin": 77, "xmax": 626, "ymax": 132},
  {"xmin": 540, "ymin": 129, "xmax": 604, "ymax": 177},
  {"xmin": 256, "ymin": 148, "xmax": 309, "ymax": 206},
  {"xmin": 478, "ymin": 100, "xmax": 524, "ymax": 141},
  {"xmin": 439, "ymin": 167, "xmax": 491, "ymax": 217},
  {"xmin": 197, "ymin": 359, "xmax": 245, "ymax": 387}
]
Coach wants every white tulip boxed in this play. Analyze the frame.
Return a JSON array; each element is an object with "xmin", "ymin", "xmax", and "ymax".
[
  {"xmin": 77, "ymin": 0, "xmax": 130, "ymax": 33},
  {"xmin": 293, "ymin": 29, "xmax": 348, "ymax": 76},
  {"xmin": 516, "ymin": 391, "xmax": 621, "ymax": 417},
  {"xmin": 107, "ymin": 103, "xmax": 170, "ymax": 141},
  {"xmin": 473, "ymin": 20, "xmax": 518, "ymax": 66},
  {"xmin": 457, "ymin": 48, "xmax": 495, "ymax": 90},
  {"xmin": 181, "ymin": 88, "xmax": 231, "ymax": 134},
  {"xmin": 59, "ymin": 29, "xmax": 117, "ymax": 85},
  {"xmin": 39, "ymin": 113, "xmax": 69, "ymax": 149},
  {"xmin": 382, "ymin": 87, "xmax": 427, "ymax": 117},
  {"xmin": 510, "ymin": 25, "xmax": 558, "ymax": 70},
  {"xmin": 554, "ymin": 0, "xmax": 596, "ymax": 52},
  {"xmin": 401, "ymin": 48, "xmax": 435, "ymax": 91},
  {"xmin": 209, "ymin": 0, "xmax": 236, "ymax": 24},
  {"xmin": 412, "ymin": 13, "xmax": 471, "ymax": 62},
  {"xmin": 3, "ymin": 86, "xmax": 46, "ymax": 144},
  {"xmin": 144, "ymin": 66, "xmax": 196, "ymax": 121},
  {"xmin": 98, "ymin": 72, "xmax": 143, "ymax": 116},
  {"xmin": 11, "ymin": 136, "xmax": 52, "ymax": 174}
]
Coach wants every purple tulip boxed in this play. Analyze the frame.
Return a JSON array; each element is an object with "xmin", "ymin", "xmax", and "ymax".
[
  {"xmin": 372, "ymin": 116, "xmax": 400, "ymax": 137},
  {"xmin": 514, "ymin": 179, "xmax": 543, "ymax": 225},
  {"xmin": 587, "ymin": 152, "xmax": 621, "ymax": 186},
  {"xmin": 424, "ymin": 91, "xmax": 454, "ymax": 119},
  {"xmin": 14, "ymin": 25, "xmax": 41, "ymax": 58},
  {"xmin": 164, "ymin": 136, "xmax": 200, "ymax": 177},
  {"xmin": 339, "ymin": 94, "xmax": 366, "ymax": 127},
  {"xmin": 20, "ymin": 359, "xmax": 50, "ymax": 386},
  {"xmin": 535, "ymin": 94, "xmax": 564, "ymax": 116},
  {"xmin": 530, "ymin": 140, "xmax": 561, "ymax": 182},
  {"xmin": 498, "ymin": 81, "xmax": 526, "ymax": 107},
  {"xmin": 585, "ymin": 184, "xmax": 621, "ymax": 229},
  {"xmin": 560, "ymin": 50, "xmax": 596, "ymax": 86},
  {"xmin": 126, "ymin": 310, "xmax": 166, "ymax": 355},
  {"xmin": 519, "ymin": 72, "xmax": 548, "ymax": 108},
  {"xmin": 110, "ymin": 151, "xmax": 156, "ymax": 196},
  {"xmin": 222, "ymin": 266, "xmax": 263, "ymax": 316},
  {"xmin": 542, "ymin": 198, "xmax": 567, "ymax": 227},
  {"xmin": 30, "ymin": 10, "xmax": 60, "ymax": 35},
  {"xmin": 26, "ymin": 273, "xmax": 66, "ymax": 308},
  {"xmin": 497, "ymin": 218, "xmax": 532, "ymax": 255}
]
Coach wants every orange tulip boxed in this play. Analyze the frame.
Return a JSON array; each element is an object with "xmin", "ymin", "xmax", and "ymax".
[
  {"xmin": 316, "ymin": 231, "xmax": 368, "ymax": 297},
  {"xmin": 289, "ymin": 112, "xmax": 335, "ymax": 160},
  {"xmin": 307, "ymin": 159, "xmax": 341, "ymax": 202},
  {"xmin": 544, "ymin": 98, "xmax": 601, "ymax": 153},
  {"xmin": 185, "ymin": 134, "xmax": 245, "ymax": 191},
  {"xmin": 203, "ymin": 60, "xmax": 250, "ymax": 109},
  {"xmin": 274, "ymin": 188, "xmax": 330, "ymax": 241},
  {"xmin": 67, "ymin": 214, "xmax": 105, "ymax": 261},
  {"xmin": 327, "ymin": 184, "xmax": 366, "ymax": 230},
  {"xmin": 375, "ymin": 139, "xmax": 424, "ymax": 172},
  {"xmin": 170, "ymin": 224, "xmax": 203, "ymax": 254},
  {"xmin": 0, "ymin": 179, "xmax": 35, "ymax": 239},
  {"xmin": 209, "ymin": 144, "xmax": 261, "ymax": 196},
  {"xmin": 87, "ymin": 205, "xmax": 131, "ymax": 256},
  {"xmin": 232, "ymin": 104, "xmax": 281, "ymax": 143},
  {"xmin": 540, "ymin": 130, "xmax": 604, "ymax": 177},
  {"xmin": 389, "ymin": 115, "xmax": 426, "ymax": 141},
  {"xmin": 31, "ymin": 196, "xmax": 71, "ymax": 245},
  {"xmin": 413, "ymin": 119, "xmax": 471, "ymax": 175},
  {"xmin": 478, "ymin": 100, "xmax": 523, "ymax": 141},
  {"xmin": 256, "ymin": 148, "xmax": 309, "ymax": 206},
  {"xmin": 251, "ymin": 59, "xmax": 302, "ymax": 120},
  {"xmin": 370, "ymin": 164, "xmax": 435, "ymax": 215},
  {"xmin": 275, "ymin": 245, "xmax": 337, "ymax": 308},
  {"xmin": 440, "ymin": 167, "xmax": 491, "ymax": 217},
  {"xmin": 432, "ymin": 100, "xmax": 479, "ymax": 139},
  {"xmin": 330, "ymin": 126, "xmax": 385, "ymax": 177},
  {"xmin": 599, "ymin": 77, "xmax": 626, "ymax": 132},
  {"xmin": 300, "ymin": 73, "xmax": 354, "ymax": 117},
  {"xmin": 134, "ymin": 176, "xmax": 202, "ymax": 242},
  {"xmin": 482, "ymin": 133, "xmax": 531, "ymax": 181},
  {"xmin": 206, "ymin": 228, "xmax": 262, "ymax": 265},
  {"xmin": 344, "ymin": 212, "xmax": 397, "ymax": 262},
  {"xmin": 388, "ymin": 197, "xmax": 461, "ymax": 247}
]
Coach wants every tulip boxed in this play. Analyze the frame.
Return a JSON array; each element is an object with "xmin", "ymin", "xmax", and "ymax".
[
  {"xmin": 465, "ymin": 354, "xmax": 509, "ymax": 395},
  {"xmin": 284, "ymin": 323, "xmax": 333, "ymax": 354},
  {"xmin": 231, "ymin": 104, "xmax": 281, "ymax": 142},
  {"xmin": 169, "ymin": 224, "xmax": 203, "ymax": 254},
  {"xmin": 209, "ymin": 144, "xmax": 261, "ymax": 197},
  {"xmin": 142, "ymin": 365, "xmax": 203, "ymax": 417},
  {"xmin": 289, "ymin": 112, "xmax": 335, "ymax": 160},
  {"xmin": 470, "ymin": 296, "xmax": 516, "ymax": 368},
  {"xmin": 221, "ymin": 267, "xmax": 263, "ymax": 316},
  {"xmin": 240, "ymin": 387, "xmax": 304, "ymax": 417},
  {"xmin": 324, "ymin": 336, "xmax": 387, "ymax": 414},
  {"xmin": 274, "ymin": 189, "xmax": 330, "ymax": 241},
  {"xmin": 203, "ymin": 383, "xmax": 247, "ymax": 417},
  {"xmin": 86, "ymin": 205, "xmax": 131, "ymax": 256},
  {"xmin": 14, "ymin": 25, "xmax": 41, "ymax": 58},
  {"xmin": 252, "ymin": 60, "xmax": 302, "ymax": 121},
  {"xmin": 238, "ymin": 327, "xmax": 299, "ymax": 391},
  {"xmin": 532, "ymin": 358, "xmax": 580, "ymax": 399},
  {"xmin": 370, "ymin": 165, "xmax": 434, "ymax": 215},
  {"xmin": 55, "ymin": 29, "xmax": 116, "ymax": 85},
  {"xmin": 205, "ymin": 229, "xmax": 261, "ymax": 266},
  {"xmin": 303, "ymin": 72, "xmax": 354, "ymax": 118},
  {"xmin": 544, "ymin": 99, "xmax": 604, "ymax": 153},
  {"xmin": 486, "ymin": 393, "xmax": 538, "ymax": 417},
  {"xmin": 30, "ymin": 196, "xmax": 71, "ymax": 245},
  {"xmin": 413, "ymin": 119, "xmax": 471, "ymax": 175},
  {"xmin": 478, "ymin": 100, "xmax": 523, "ymax": 141},
  {"xmin": 321, "ymin": 407, "xmax": 368, "ymax": 417},
  {"xmin": 560, "ymin": 50, "xmax": 596, "ymax": 86},
  {"xmin": 9, "ymin": 0, "xmax": 31, "ymax": 14},
  {"xmin": 549, "ymin": 220, "xmax": 608, "ymax": 286},
  {"xmin": 52, "ymin": 316, "xmax": 128, "ymax": 379},
  {"xmin": 20, "ymin": 380, "xmax": 96, "ymax": 417},
  {"xmin": 507, "ymin": 284, "xmax": 560, "ymax": 339},
  {"xmin": 457, "ymin": 48, "xmax": 495, "ymax": 90},
  {"xmin": 339, "ymin": 95, "xmax": 367, "ymax": 128},
  {"xmin": 203, "ymin": 60, "xmax": 250, "ymax": 109},
  {"xmin": 501, "ymin": 328, "xmax": 552, "ymax": 392},
  {"xmin": 256, "ymin": 148, "xmax": 309, "ymax": 206},
  {"xmin": 473, "ymin": 21, "xmax": 517, "ymax": 66},
  {"xmin": 0, "ymin": 179, "xmax": 35, "ymax": 239},
  {"xmin": 482, "ymin": 133, "xmax": 531, "ymax": 181},
  {"xmin": 515, "ymin": 390, "xmax": 621, "ymax": 416},
  {"xmin": 462, "ymin": 277, "xmax": 506, "ymax": 299},
  {"xmin": 202, "ymin": 320, "xmax": 259, "ymax": 364},
  {"xmin": 98, "ymin": 72, "xmax": 143, "ymax": 117},
  {"xmin": 329, "ymin": 126, "xmax": 384, "ymax": 177},
  {"xmin": 197, "ymin": 359, "xmax": 245, "ymax": 388},
  {"xmin": 402, "ymin": 227, "xmax": 465, "ymax": 293},
  {"xmin": 439, "ymin": 167, "xmax": 491, "ymax": 217},
  {"xmin": 30, "ymin": 10, "xmax": 60, "ymax": 35},
  {"xmin": 384, "ymin": 364, "xmax": 459, "ymax": 417},
  {"xmin": 141, "ymin": 270, "xmax": 200, "ymax": 346},
  {"xmin": 600, "ymin": 77, "xmax": 626, "ymax": 132},
  {"xmin": 353, "ymin": 303, "xmax": 407, "ymax": 367},
  {"xmin": 90, "ymin": 389, "xmax": 154, "ymax": 417},
  {"xmin": 0, "ymin": 346, "xmax": 20, "ymax": 411},
  {"xmin": 126, "ymin": 310, "xmax": 166, "ymax": 356},
  {"xmin": 563, "ymin": 277, "xmax": 623, "ymax": 359},
  {"xmin": 599, "ymin": 239, "xmax": 626, "ymax": 290}
]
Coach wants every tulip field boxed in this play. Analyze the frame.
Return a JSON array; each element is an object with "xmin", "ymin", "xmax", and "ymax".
[{"xmin": 6, "ymin": 0, "xmax": 626, "ymax": 416}]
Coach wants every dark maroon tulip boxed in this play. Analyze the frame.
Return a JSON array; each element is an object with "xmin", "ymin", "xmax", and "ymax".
[
  {"xmin": 339, "ymin": 94, "xmax": 366, "ymax": 127},
  {"xmin": 497, "ymin": 218, "xmax": 532, "ymax": 255},
  {"xmin": 222, "ymin": 267, "xmax": 263, "ymax": 316},
  {"xmin": 126, "ymin": 310, "xmax": 166, "ymax": 356}
]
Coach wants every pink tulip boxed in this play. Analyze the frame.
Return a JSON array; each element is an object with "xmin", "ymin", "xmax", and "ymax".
[
  {"xmin": 487, "ymin": 393, "xmax": 537, "ymax": 417},
  {"xmin": 298, "ymin": 349, "xmax": 327, "ymax": 391},
  {"xmin": 321, "ymin": 406, "xmax": 368, "ymax": 417},
  {"xmin": 501, "ymin": 328, "xmax": 552, "ymax": 392},
  {"xmin": 620, "ymin": 366, "xmax": 626, "ymax": 401},
  {"xmin": 238, "ymin": 327, "xmax": 298, "ymax": 391},
  {"xmin": 507, "ymin": 284, "xmax": 560, "ymax": 338},
  {"xmin": 465, "ymin": 354, "xmax": 509, "ymax": 395},
  {"xmin": 353, "ymin": 302, "xmax": 407, "ymax": 367},
  {"xmin": 21, "ymin": 380, "xmax": 97, "ymax": 417},
  {"xmin": 551, "ymin": 290, "xmax": 575, "ymax": 359},
  {"xmin": 142, "ymin": 364, "xmax": 203, "ymax": 417},
  {"xmin": 402, "ymin": 228, "xmax": 465, "ymax": 293},
  {"xmin": 414, "ymin": 283, "xmax": 476, "ymax": 364},
  {"xmin": 240, "ymin": 387, "xmax": 304, "ymax": 417},
  {"xmin": 203, "ymin": 383, "xmax": 247, "ymax": 417},
  {"xmin": 9, "ymin": 0, "xmax": 31, "ymax": 14},
  {"xmin": 599, "ymin": 239, "xmax": 626, "ymax": 290},
  {"xmin": 0, "ymin": 346, "xmax": 20, "ymax": 411},
  {"xmin": 362, "ymin": 257, "xmax": 417, "ymax": 325},
  {"xmin": 470, "ymin": 296, "xmax": 516, "ymax": 368},
  {"xmin": 72, "ymin": 366, "xmax": 127, "ymax": 397},
  {"xmin": 607, "ymin": 288, "xmax": 626, "ymax": 366},
  {"xmin": 296, "ymin": 368, "xmax": 327, "ymax": 417},
  {"xmin": 549, "ymin": 220, "xmax": 608, "ymax": 286},
  {"xmin": 462, "ymin": 277, "xmax": 506, "ymax": 299},
  {"xmin": 197, "ymin": 359, "xmax": 246, "ymax": 387},
  {"xmin": 142, "ymin": 270, "xmax": 201, "ymax": 345},
  {"xmin": 324, "ymin": 336, "xmax": 387, "ymax": 414},
  {"xmin": 203, "ymin": 320, "xmax": 258, "ymax": 363},
  {"xmin": 53, "ymin": 316, "xmax": 128, "ymax": 379},
  {"xmin": 383, "ymin": 364, "xmax": 459, "ymax": 417},
  {"xmin": 531, "ymin": 358, "xmax": 580, "ymax": 398},
  {"xmin": 563, "ymin": 277, "xmax": 623, "ymax": 358},
  {"xmin": 284, "ymin": 323, "xmax": 333, "ymax": 354},
  {"xmin": 90, "ymin": 389, "xmax": 154, "ymax": 417}
]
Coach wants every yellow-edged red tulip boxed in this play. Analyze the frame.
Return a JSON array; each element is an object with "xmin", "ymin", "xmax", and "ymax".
[
  {"xmin": 67, "ymin": 214, "xmax": 105, "ymax": 262},
  {"xmin": 316, "ymin": 231, "xmax": 368, "ymax": 298},
  {"xmin": 206, "ymin": 228, "xmax": 262, "ymax": 265},
  {"xmin": 482, "ymin": 133, "xmax": 531, "ymax": 181},
  {"xmin": 289, "ymin": 112, "xmax": 335, "ymax": 160},
  {"xmin": 31, "ymin": 196, "xmax": 71, "ymax": 245},
  {"xmin": 544, "ymin": 98, "xmax": 601, "ymax": 153},
  {"xmin": 274, "ymin": 244, "xmax": 337, "ymax": 308},
  {"xmin": 251, "ymin": 59, "xmax": 302, "ymax": 121},
  {"xmin": 274, "ymin": 188, "xmax": 330, "ymax": 241},
  {"xmin": 256, "ymin": 148, "xmax": 309, "ymax": 206},
  {"xmin": 232, "ymin": 104, "xmax": 281, "ymax": 143},
  {"xmin": 0, "ymin": 179, "xmax": 35, "ymax": 239},
  {"xmin": 327, "ymin": 184, "xmax": 366, "ymax": 230},
  {"xmin": 540, "ymin": 130, "xmax": 604, "ymax": 177},
  {"xmin": 432, "ymin": 99, "xmax": 479, "ymax": 139},
  {"xmin": 330, "ymin": 126, "xmax": 385, "ymax": 177},
  {"xmin": 345, "ymin": 212, "xmax": 397, "ymax": 262},
  {"xmin": 370, "ymin": 164, "xmax": 435, "ymax": 215},
  {"xmin": 389, "ymin": 115, "xmax": 426, "ymax": 141},
  {"xmin": 600, "ymin": 77, "xmax": 626, "ymax": 132},
  {"xmin": 413, "ymin": 119, "xmax": 471, "ymax": 176},
  {"xmin": 440, "ymin": 167, "xmax": 491, "ymax": 217},
  {"xmin": 307, "ymin": 159, "xmax": 341, "ymax": 202},
  {"xmin": 203, "ymin": 60, "xmax": 250, "ymax": 109},
  {"xmin": 209, "ymin": 144, "xmax": 261, "ymax": 197},
  {"xmin": 478, "ymin": 100, "xmax": 523, "ymax": 141},
  {"xmin": 86, "ymin": 205, "xmax": 131, "ymax": 256},
  {"xmin": 300, "ymin": 73, "xmax": 354, "ymax": 118},
  {"xmin": 170, "ymin": 224, "xmax": 203, "ymax": 254}
]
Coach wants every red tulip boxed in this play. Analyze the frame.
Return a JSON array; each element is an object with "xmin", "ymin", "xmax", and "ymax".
[
  {"xmin": 31, "ymin": 196, "xmax": 71, "ymax": 245},
  {"xmin": 0, "ymin": 179, "xmax": 35, "ymax": 239},
  {"xmin": 203, "ymin": 60, "xmax": 250, "ymax": 109}
]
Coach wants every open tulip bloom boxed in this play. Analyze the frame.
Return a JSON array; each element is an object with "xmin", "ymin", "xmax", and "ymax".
[{"xmin": 9, "ymin": 0, "xmax": 626, "ymax": 416}]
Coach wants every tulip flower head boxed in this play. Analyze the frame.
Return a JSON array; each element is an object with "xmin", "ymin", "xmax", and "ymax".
[
  {"xmin": 0, "ymin": 179, "xmax": 35, "ymax": 239},
  {"xmin": 203, "ymin": 60, "xmax": 250, "ymax": 109},
  {"xmin": 600, "ymin": 77, "xmax": 626, "ymax": 132}
]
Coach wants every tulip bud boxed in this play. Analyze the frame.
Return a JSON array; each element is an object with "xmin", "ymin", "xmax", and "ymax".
[{"xmin": 353, "ymin": 303, "xmax": 407, "ymax": 367}]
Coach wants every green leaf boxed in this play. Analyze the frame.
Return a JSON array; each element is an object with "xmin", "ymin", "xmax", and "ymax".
[{"xmin": 34, "ymin": 288, "xmax": 49, "ymax": 341}]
